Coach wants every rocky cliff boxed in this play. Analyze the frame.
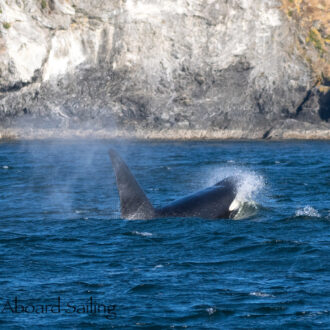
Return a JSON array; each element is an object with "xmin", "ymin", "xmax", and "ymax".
[{"xmin": 0, "ymin": 0, "xmax": 329, "ymax": 140}]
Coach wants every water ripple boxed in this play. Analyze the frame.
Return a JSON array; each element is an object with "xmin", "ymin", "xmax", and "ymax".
[{"xmin": 0, "ymin": 140, "xmax": 329, "ymax": 328}]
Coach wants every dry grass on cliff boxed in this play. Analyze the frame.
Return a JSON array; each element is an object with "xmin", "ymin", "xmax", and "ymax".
[{"xmin": 281, "ymin": 0, "xmax": 329, "ymax": 89}]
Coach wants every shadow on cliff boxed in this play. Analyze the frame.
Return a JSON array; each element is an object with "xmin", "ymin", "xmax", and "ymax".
[{"xmin": 319, "ymin": 91, "xmax": 330, "ymax": 122}]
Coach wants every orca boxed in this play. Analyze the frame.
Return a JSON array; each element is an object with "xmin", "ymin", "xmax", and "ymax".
[{"xmin": 109, "ymin": 149, "xmax": 240, "ymax": 220}]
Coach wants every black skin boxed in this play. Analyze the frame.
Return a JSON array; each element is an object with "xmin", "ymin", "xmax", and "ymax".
[
  {"xmin": 109, "ymin": 149, "xmax": 239, "ymax": 220},
  {"xmin": 155, "ymin": 180, "xmax": 237, "ymax": 219}
]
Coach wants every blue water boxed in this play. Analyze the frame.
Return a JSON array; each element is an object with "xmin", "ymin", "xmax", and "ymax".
[{"xmin": 0, "ymin": 140, "xmax": 329, "ymax": 329}]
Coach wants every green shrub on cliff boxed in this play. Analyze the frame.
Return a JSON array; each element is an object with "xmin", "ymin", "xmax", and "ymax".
[
  {"xmin": 3, "ymin": 22, "xmax": 10, "ymax": 29},
  {"xmin": 307, "ymin": 28, "xmax": 325, "ymax": 55},
  {"xmin": 41, "ymin": 0, "xmax": 47, "ymax": 9}
]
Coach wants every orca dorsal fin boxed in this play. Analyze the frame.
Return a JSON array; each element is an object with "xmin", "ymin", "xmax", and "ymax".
[{"xmin": 109, "ymin": 149, "xmax": 155, "ymax": 219}]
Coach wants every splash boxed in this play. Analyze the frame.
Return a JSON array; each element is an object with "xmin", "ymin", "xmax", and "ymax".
[
  {"xmin": 235, "ymin": 171, "xmax": 264, "ymax": 204},
  {"xmin": 206, "ymin": 166, "xmax": 265, "ymax": 219},
  {"xmin": 295, "ymin": 206, "xmax": 320, "ymax": 218}
]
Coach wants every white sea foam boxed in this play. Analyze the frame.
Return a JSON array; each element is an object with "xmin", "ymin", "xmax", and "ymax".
[
  {"xmin": 206, "ymin": 307, "xmax": 216, "ymax": 315},
  {"xmin": 2, "ymin": 165, "xmax": 9, "ymax": 169},
  {"xmin": 249, "ymin": 291, "xmax": 273, "ymax": 297},
  {"xmin": 295, "ymin": 206, "xmax": 320, "ymax": 218},
  {"xmin": 75, "ymin": 209, "xmax": 87, "ymax": 214},
  {"xmin": 132, "ymin": 231, "xmax": 153, "ymax": 237},
  {"xmin": 153, "ymin": 264, "xmax": 163, "ymax": 269}
]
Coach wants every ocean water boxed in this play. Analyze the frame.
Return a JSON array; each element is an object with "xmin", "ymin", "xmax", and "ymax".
[{"xmin": 0, "ymin": 140, "xmax": 329, "ymax": 329}]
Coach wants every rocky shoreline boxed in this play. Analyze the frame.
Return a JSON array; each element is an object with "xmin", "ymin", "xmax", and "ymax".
[{"xmin": 1, "ymin": 126, "xmax": 330, "ymax": 141}]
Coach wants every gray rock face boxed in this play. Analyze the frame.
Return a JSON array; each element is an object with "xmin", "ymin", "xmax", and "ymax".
[{"xmin": 0, "ymin": 0, "xmax": 328, "ymax": 138}]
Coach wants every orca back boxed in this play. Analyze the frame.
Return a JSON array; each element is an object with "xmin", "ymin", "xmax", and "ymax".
[{"xmin": 156, "ymin": 180, "xmax": 236, "ymax": 219}]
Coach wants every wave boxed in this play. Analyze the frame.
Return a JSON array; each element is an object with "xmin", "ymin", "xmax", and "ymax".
[{"xmin": 295, "ymin": 206, "xmax": 321, "ymax": 218}]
